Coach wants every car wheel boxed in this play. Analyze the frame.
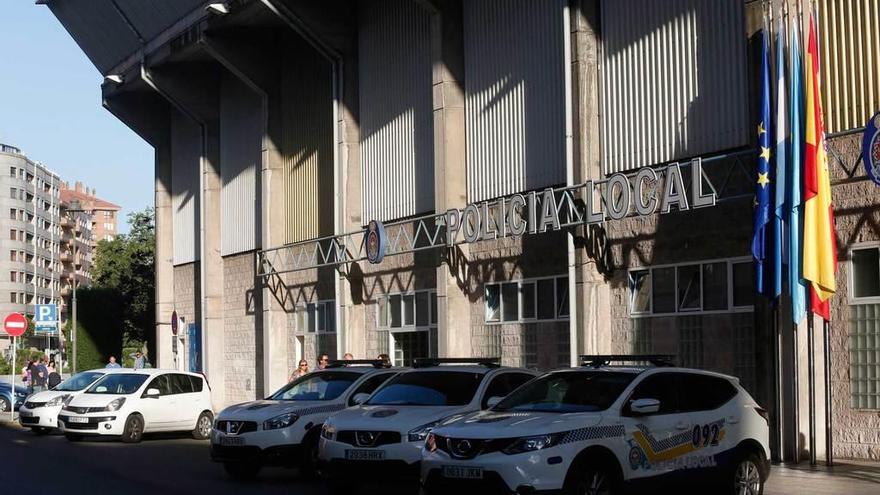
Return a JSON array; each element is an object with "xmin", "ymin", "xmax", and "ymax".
[
  {"xmin": 299, "ymin": 429, "xmax": 321, "ymax": 479},
  {"xmin": 564, "ymin": 460, "xmax": 619, "ymax": 495},
  {"xmin": 121, "ymin": 414, "xmax": 144, "ymax": 443},
  {"xmin": 65, "ymin": 433, "xmax": 84, "ymax": 442},
  {"xmin": 223, "ymin": 462, "xmax": 261, "ymax": 480},
  {"xmin": 192, "ymin": 411, "xmax": 213, "ymax": 440},
  {"xmin": 329, "ymin": 480, "xmax": 354, "ymax": 495},
  {"xmin": 729, "ymin": 451, "xmax": 764, "ymax": 495},
  {"xmin": 0, "ymin": 397, "xmax": 10, "ymax": 413}
]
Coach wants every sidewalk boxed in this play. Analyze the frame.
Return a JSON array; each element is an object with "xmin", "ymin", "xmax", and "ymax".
[{"xmin": 766, "ymin": 460, "xmax": 880, "ymax": 495}]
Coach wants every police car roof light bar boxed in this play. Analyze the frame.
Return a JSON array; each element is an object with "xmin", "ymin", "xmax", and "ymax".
[
  {"xmin": 325, "ymin": 359, "xmax": 390, "ymax": 369},
  {"xmin": 412, "ymin": 357, "xmax": 501, "ymax": 368},
  {"xmin": 579, "ymin": 354, "xmax": 677, "ymax": 368}
]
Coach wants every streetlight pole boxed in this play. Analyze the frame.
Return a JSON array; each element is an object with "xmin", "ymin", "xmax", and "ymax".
[{"xmin": 66, "ymin": 198, "xmax": 87, "ymax": 374}]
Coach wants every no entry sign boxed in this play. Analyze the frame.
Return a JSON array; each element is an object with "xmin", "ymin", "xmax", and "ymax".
[{"xmin": 4, "ymin": 312, "xmax": 27, "ymax": 337}]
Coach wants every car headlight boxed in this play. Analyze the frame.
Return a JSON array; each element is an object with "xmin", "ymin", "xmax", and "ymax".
[
  {"xmin": 501, "ymin": 433, "xmax": 567, "ymax": 455},
  {"xmin": 104, "ymin": 398, "xmax": 126, "ymax": 412},
  {"xmin": 408, "ymin": 420, "xmax": 444, "ymax": 443},
  {"xmin": 45, "ymin": 395, "xmax": 71, "ymax": 407},
  {"xmin": 321, "ymin": 423, "xmax": 336, "ymax": 440},
  {"xmin": 263, "ymin": 412, "xmax": 299, "ymax": 430}
]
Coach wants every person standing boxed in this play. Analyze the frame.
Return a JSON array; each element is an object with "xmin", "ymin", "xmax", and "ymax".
[
  {"xmin": 343, "ymin": 353, "xmax": 354, "ymax": 360},
  {"xmin": 31, "ymin": 358, "xmax": 48, "ymax": 393},
  {"xmin": 47, "ymin": 360, "xmax": 61, "ymax": 389},
  {"xmin": 317, "ymin": 354, "xmax": 330, "ymax": 370},
  {"xmin": 290, "ymin": 359, "xmax": 309, "ymax": 382},
  {"xmin": 22, "ymin": 360, "xmax": 32, "ymax": 393},
  {"xmin": 129, "ymin": 351, "xmax": 146, "ymax": 369},
  {"xmin": 105, "ymin": 356, "xmax": 122, "ymax": 368}
]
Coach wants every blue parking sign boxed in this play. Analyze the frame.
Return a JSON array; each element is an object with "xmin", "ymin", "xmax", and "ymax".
[{"xmin": 34, "ymin": 304, "xmax": 58, "ymax": 334}]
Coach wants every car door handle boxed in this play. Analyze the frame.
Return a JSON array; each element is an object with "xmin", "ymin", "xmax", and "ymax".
[
  {"xmin": 674, "ymin": 422, "xmax": 691, "ymax": 431},
  {"xmin": 728, "ymin": 416, "xmax": 740, "ymax": 425}
]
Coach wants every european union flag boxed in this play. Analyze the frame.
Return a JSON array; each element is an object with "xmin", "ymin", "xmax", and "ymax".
[{"xmin": 752, "ymin": 27, "xmax": 773, "ymax": 297}]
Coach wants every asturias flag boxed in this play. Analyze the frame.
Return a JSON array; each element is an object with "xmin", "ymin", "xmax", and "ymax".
[
  {"xmin": 802, "ymin": 16, "xmax": 837, "ymax": 321},
  {"xmin": 752, "ymin": 27, "xmax": 773, "ymax": 297}
]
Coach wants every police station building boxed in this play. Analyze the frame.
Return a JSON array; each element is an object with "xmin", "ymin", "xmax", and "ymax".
[{"xmin": 47, "ymin": 0, "xmax": 880, "ymax": 462}]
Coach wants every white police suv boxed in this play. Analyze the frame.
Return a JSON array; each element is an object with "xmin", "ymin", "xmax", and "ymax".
[
  {"xmin": 18, "ymin": 369, "xmax": 108, "ymax": 433},
  {"xmin": 211, "ymin": 360, "xmax": 399, "ymax": 480},
  {"xmin": 319, "ymin": 358, "xmax": 537, "ymax": 493},
  {"xmin": 422, "ymin": 355, "xmax": 770, "ymax": 495}
]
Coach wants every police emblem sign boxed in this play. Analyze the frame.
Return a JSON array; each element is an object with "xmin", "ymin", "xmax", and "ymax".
[
  {"xmin": 864, "ymin": 112, "xmax": 880, "ymax": 187},
  {"xmin": 365, "ymin": 220, "xmax": 387, "ymax": 264}
]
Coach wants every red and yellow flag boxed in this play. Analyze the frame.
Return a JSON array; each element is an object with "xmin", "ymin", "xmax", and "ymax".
[{"xmin": 802, "ymin": 16, "xmax": 837, "ymax": 321}]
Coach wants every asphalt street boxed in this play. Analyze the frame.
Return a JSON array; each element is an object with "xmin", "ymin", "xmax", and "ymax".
[{"xmin": 2, "ymin": 421, "xmax": 879, "ymax": 495}]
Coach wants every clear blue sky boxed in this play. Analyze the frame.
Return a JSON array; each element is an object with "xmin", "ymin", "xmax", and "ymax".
[{"xmin": 0, "ymin": 2, "xmax": 154, "ymax": 234}]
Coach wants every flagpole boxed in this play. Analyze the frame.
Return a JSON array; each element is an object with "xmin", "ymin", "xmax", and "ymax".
[
  {"xmin": 824, "ymin": 319, "xmax": 833, "ymax": 466},
  {"xmin": 792, "ymin": 321, "xmax": 800, "ymax": 462},
  {"xmin": 773, "ymin": 304, "xmax": 783, "ymax": 463},
  {"xmin": 807, "ymin": 314, "xmax": 816, "ymax": 466}
]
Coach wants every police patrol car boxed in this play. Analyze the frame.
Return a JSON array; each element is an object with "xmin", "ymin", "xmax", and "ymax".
[
  {"xmin": 422, "ymin": 355, "xmax": 770, "ymax": 495},
  {"xmin": 211, "ymin": 360, "xmax": 399, "ymax": 479},
  {"xmin": 319, "ymin": 358, "xmax": 538, "ymax": 493}
]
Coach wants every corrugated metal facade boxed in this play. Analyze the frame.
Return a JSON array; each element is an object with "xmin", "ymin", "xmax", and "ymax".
[
  {"xmin": 282, "ymin": 41, "xmax": 334, "ymax": 244},
  {"xmin": 600, "ymin": 0, "xmax": 748, "ymax": 174},
  {"xmin": 818, "ymin": 0, "xmax": 880, "ymax": 134},
  {"xmin": 463, "ymin": 0, "xmax": 567, "ymax": 203},
  {"xmin": 171, "ymin": 111, "xmax": 201, "ymax": 265},
  {"xmin": 220, "ymin": 74, "xmax": 262, "ymax": 256},
  {"xmin": 359, "ymin": 0, "xmax": 434, "ymax": 222}
]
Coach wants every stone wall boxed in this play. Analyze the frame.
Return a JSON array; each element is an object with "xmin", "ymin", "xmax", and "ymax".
[
  {"xmin": 173, "ymin": 262, "xmax": 199, "ymax": 333},
  {"xmin": 827, "ymin": 133, "xmax": 880, "ymax": 460},
  {"xmin": 223, "ymin": 252, "xmax": 259, "ymax": 404}
]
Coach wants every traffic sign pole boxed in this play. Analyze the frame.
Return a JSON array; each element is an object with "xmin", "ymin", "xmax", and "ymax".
[{"xmin": 10, "ymin": 336, "xmax": 15, "ymax": 422}]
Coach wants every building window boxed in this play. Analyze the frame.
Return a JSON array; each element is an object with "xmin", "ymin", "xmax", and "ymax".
[
  {"xmin": 294, "ymin": 300, "xmax": 335, "ymax": 334},
  {"xmin": 851, "ymin": 246, "xmax": 880, "ymax": 302},
  {"xmin": 850, "ymin": 303, "xmax": 880, "ymax": 410},
  {"xmin": 10, "ymin": 293, "xmax": 16, "ymax": 304},
  {"xmin": 629, "ymin": 258, "xmax": 753, "ymax": 316},
  {"xmin": 485, "ymin": 276, "xmax": 569, "ymax": 324},
  {"xmin": 377, "ymin": 290, "xmax": 438, "ymax": 367}
]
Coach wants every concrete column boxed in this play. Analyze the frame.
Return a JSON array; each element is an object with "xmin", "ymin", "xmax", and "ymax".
[
  {"xmin": 571, "ymin": 0, "xmax": 612, "ymax": 356},
  {"xmin": 431, "ymin": 1, "xmax": 470, "ymax": 358},
  {"xmin": 143, "ymin": 63, "xmax": 226, "ymax": 408}
]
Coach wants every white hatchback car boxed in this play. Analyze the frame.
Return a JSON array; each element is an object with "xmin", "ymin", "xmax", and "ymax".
[
  {"xmin": 422, "ymin": 355, "xmax": 771, "ymax": 495},
  {"xmin": 211, "ymin": 360, "xmax": 400, "ymax": 479},
  {"xmin": 58, "ymin": 369, "xmax": 213, "ymax": 443},
  {"xmin": 18, "ymin": 369, "xmax": 109, "ymax": 433},
  {"xmin": 319, "ymin": 358, "xmax": 537, "ymax": 493}
]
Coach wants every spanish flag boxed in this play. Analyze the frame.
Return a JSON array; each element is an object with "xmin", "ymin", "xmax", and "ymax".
[{"xmin": 802, "ymin": 16, "xmax": 837, "ymax": 321}]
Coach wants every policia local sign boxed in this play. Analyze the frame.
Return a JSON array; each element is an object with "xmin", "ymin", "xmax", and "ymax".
[{"xmin": 365, "ymin": 158, "xmax": 716, "ymax": 264}]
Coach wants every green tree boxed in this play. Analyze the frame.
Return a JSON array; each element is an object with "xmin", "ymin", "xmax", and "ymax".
[{"xmin": 87, "ymin": 208, "xmax": 156, "ymax": 362}]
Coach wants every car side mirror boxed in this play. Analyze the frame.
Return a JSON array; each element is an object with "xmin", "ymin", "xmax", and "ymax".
[
  {"xmin": 351, "ymin": 393, "xmax": 370, "ymax": 405},
  {"xmin": 630, "ymin": 398, "xmax": 661, "ymax": 415},
  {"xmin": 144, "ymin": 388, "xmax": 161, "ymax": 398},
  {"xmin": 486, "ymin": 396, "xmax": 504, "ymax": 409}
]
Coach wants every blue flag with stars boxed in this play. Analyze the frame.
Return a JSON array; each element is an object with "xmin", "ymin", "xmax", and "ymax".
[{"xmin": 752, "ymin": 27, "xmax": 773, "ymax": 297}]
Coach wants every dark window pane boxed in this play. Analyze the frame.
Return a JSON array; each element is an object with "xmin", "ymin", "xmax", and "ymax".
[
  {"xmin": 416, "ymin": 292, "xmax": 430, "ymax": 326},
  {"xmin": 349, "ymin": 373, "xmax": 396, "ymax": 406},
  {"xmin": 171, "ymin": 374, "xmax": 193, "ymax": 394},
  {"xmin": 389, "ymin": 295, "xmax": 402, "ymax": 327},
  {"xmin": 402, "ymin": 294, "xmax": 415, "ymax": 326},
  {"xmin": 495, "ymin": 372, "xmax": 636, "ymax": 413},
  {"xmin": 652, "ymin": 267, "xmax": 676, "ymax": 313},
  {"xmin": 485, "ymin": 285, "xmax": 500, "ymax": 322},
  {"xmin": 678, "ymin": 265, "xmax": 701, "ymax": 311},
  {"xmin": 307, "ymin": 303, "xmax": 317, "ymax": 332},
  {"xmin": 368, "ymin": 371, "xmax": 484, "ymax": 406},
  {"xmin": 146, "ymin": 375, "xmax": 172, "ymax": 396},
  {"xmin": 537, "ymin": 279, "xmax": 555, "ymax": 319},
  {"xmin": 520, "ymin": 282, "xmax": 536, "ymax": 319},
  {"xmin": 326, "ymin": 303, "xmax": 336, "ymax": 332},
  {"xmin": 732, "ymin": 262, "xmax": 754, "ymax": 307},
  {"xmin": 626, "ymin": 373, "xmax": 679, "ymax": 415},
  {"xmin": 556, "ymin": 277, "xmax": 570, "ymax": 317},
  {"xmin": 853, "ymin": 248, "xmax": 880, "ymax": 298},
  {"xmin": 678, "ymin": 374, "xmax": 737, "ymax": 412},
  {"xmin": 702, "ymin": 262, "xmax": 728, "ymax": 310},
  {"xmin": 188, "ymin": 375, "xmax": 203, "ymax": 392},
  {"xmin": 629, "ymin": 270, "xmax": 651, "ymax": 313},
  {"xmin": 316, "ymin": 303, "xmax": 327, "ymax": 331},
  {"xmin": 502, "ymin": 282, "xmax": 519, "ymax": 321},
  {"xmin": 430, "ymin": 293, "xmax": 438, "ymax": 324}
]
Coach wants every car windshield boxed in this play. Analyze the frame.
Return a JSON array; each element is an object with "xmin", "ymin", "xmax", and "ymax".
[
  {"xmin": 55, "ymin": 371, "xmax": 105, "ymax": 392},
  {"xmin": 493, "ymin": 371, "xmax": 637, "ymax": 413},
  {"xmin": 367, "ymin": 371, "xmax": 484, "ymax": 406},
  {"xmin": 270, "ymin": 371, "xmax": 360, "ymax": 401},
  {"xmin": 86, "ymin": 374, "xmax": 149, "ymax": 395}
]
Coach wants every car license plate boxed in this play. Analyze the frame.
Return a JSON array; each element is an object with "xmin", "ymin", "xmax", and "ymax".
[
  {"xmin": 443, "ymin": 466, "xmax": 484, "ymax": 479},
  {"xmin": 68, "ymin": 416, "xmax": 89, "ymax": 424},
  {"xmin": 345, "ymin": 449, "xmax": 385, "ymax": 461},
  {"xmin": 220, "ymin": 436, "xmax": 245, "ymax": 446}
]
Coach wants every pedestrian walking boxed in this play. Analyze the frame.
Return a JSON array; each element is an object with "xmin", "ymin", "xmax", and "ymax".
[
  {"xmin": 290, "ymin": 359, "xmax": 309, "ymax": 381},
  {"xmin": 105, "ymin": 356, "xmax": 121, "ymax": 368},
  {"xmin": 129, "ymin": 351, "xmax": 146, "ymax": 369},
  {"xmin": 317, "ymin": 353, "xmax": 329, "ymax": 370},
  {"xmin": 47, "ymin": 360, "xmax": 61, "ymax": 388},
  {"xmin": 377, "ymin": 353, "xmax": 390, "ymax": 365},
  {"xmin": 31, "ymin": 358, "xmax": 48, "ymax": 393}
]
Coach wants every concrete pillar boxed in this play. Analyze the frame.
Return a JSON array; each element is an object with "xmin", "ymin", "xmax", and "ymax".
[
  {"xmin": 102, "ymin": 87, "xmax": 175, "ymax": 369},
  {"xmin": 143, "ymin": 63, "xmax": 226, "ymax": 409},
  {"xmin": 430, "ymin": 1, "xmax": 470, "ymax": 358},
  {"xmin": 571, "ymin": 0, "xmax": 612, "ymax": 356}
]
